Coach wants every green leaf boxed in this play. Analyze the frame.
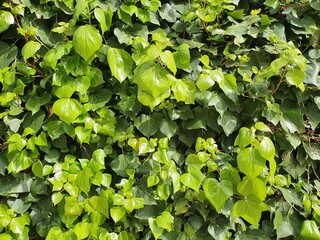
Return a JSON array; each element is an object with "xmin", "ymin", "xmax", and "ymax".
[
  {"xmin": 32, "ymin": 160, "xmax": 43, "ymax": 178},
  {"xmin": 180, "ymin": 168, "xmax": 205, "ymax": 192},
  {"xmin": 219, "ymin": 74, "xmax": 237, "ymax": 96},
  {"xmin": 134, "ymin": 113, "xmax": 162, "ymax": 138},
  {"xmin": 203, "ymin": 179, "xmax": 233, "ymax": 212},
  {"xmin": 232, "ymin": 196, "xmax": 269, "ymax": 227},
  {"xmin": 159, "ymin": 118, "xmax": 178, "ymax": 139},
  {"xmin": 107, "ymin": 47, "xmax": 134, "ymax": 82},
  {"xmin": 286, "ymin": 69, "xmax": 305, "ymax": 86},
  {"xmin": 26, "ymin": 93, "xmax": 51, "ymax": 115},
  {"xmin": 137, "ymin": 88, "xmax": 170, "ymax": 111},
  {"xmin": 172, "ymin": 78, "xmax": 196, "ymax": 104},
  {"xmin": 257, "ymin": 137, "xmax": 275, "ymax": 161},
  {"xmin": 88, "ymin": 89, "xmax": 112, "ymax": 111},
  {"xmin": 110, "ymin": 207, "xmax": 126, "ymax": 223},
  {"xmin": 160, "ymin": 50, "xmax": 177, "ymax": 75},
  {"xmin": 237, "ymin": 176, "xmax": 266, "ymax": 201},
  {"xmin": 0, "ymin": 42, "xmax": 18, "ymax": 68},
  {"xmin": 94, "ymin": 8, "xmax": 108, "ymax": 33},
  {"xmin": 278, "ymin": 187, "xmax": 302, "ymax": 206},
  {"xmin": 300, "ymin": 220, "xmax": 320, "ymax": 240},
  {"xmin": 76, "ymin": 167, "xmax": 94, "ymax": 195},
  {"xmin": 133, "ymin": 61, "xmax": 175, "ymax": 99},
  {"xmin": 22, "ymin": 41, "xmax": 41, "ymax": 62},
  {"xmin": 155, "ymin": 211, "xmax": 174, "ymax": 231},
  {"xmin": 0, "ymin": 11, "xmax": 14, "ymax": 33},
  {"xmin": 218, "ymin": 111, "xmax": 239, "ymax": 136},
  {"xmin": 74, "ymin": 222, "xmax": 90, "ymax": 240},
  {"xmin": 148, "ymin": 218, "xmax": 164, "ymax": 240},
  {"xmin": 52, "ymin": 98, "xmax": 83, "ymax": 124},
  {"xmin": 9, "ymin": 216, "xmax": 28, "ymax": 234},
  {"xmin": 234, "ymin": 127, "xmax": 255, "ymax": 149},
  {"xmin": 303, "ymin": 142, "xmax": 320, "ymax": 161},
  {"xmin": 73, "ymin": 25, "xmax": 102, "ymax": 61},
  {"xmin": 237, "ymin": 147, "xmax": 266, "ymax": 178},
  {"xmin": 173, "ymin": 43, "xmax": 190, "ymax": 70}
]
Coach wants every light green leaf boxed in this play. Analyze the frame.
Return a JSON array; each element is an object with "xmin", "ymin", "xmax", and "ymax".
[
  {"xmin": 254, "ymin": 122, "xmax": 271, "ymax": 132},
  {"xmin": 148, "ymin": 218, "xmax": 164, "ymax": 240},
  {"xmin": 94, "ymin": 8, "xmax": 108, "ymax": 33},
  {"xmin": 286, "ymin": 69, "xmax": 305, "ymax": 86},
  {"xmin": 203, "ymin": 179, "xmax": 233, "ymax": 212},
  {"xmin": 173, "ymin": 43, "xmax": 190, "ymax": 70},
  {"xmin": 0, "ymin": 11, "xmax": 14, "ymax": 33},
  {"xmin": 155, "ymin": 211, "xmax": 174, "ymax": 231},
  {"xmin": 234, "ymin": 127, "xmax": 255, "ymax": 149},
  {"xmin": 52, "ymin": 98, "xmax": 83, "ymax": 124},
  {"xmin": 73, "ymin": 25, "xmax": 102, "ymax": 61},
  {"xmin": 232, "ymin": 196, "xmax": 269, "ymax": 227},
  {"xmin": 160, "ymin": 50, "xmax": 177, "ymax": 75},
  {"xmin": 237, "ymin": 176, "xmax": 266, "ymax": 201},
  {"xmin": 172, "ymin": 78, "xmax": 196, "ymax": 104},
  {"xmin": 9, "ymin": 216, "xmax": 27, "ymax": 234},
  {"xmin": 22, "ymin": 41, "xmax": 41, "ymax": 61},
  {"xmin": 74, "ymin": 222, "xmax": 90, "ymax": 240},
  {"xmin": 180, "ymin": 168, "xmax": 205, "ymax": 192},
  {"xmin": 76, "ymin": 167, "xmax": 94, "ymax": 195},
  {"xmin": 32, "ymin": 160, "xmax": 43, "ymax": 178},
  {"xmin": 300, "ymin": 220, "xmax": 320, "ymax": 240},
  {"xmin": 258, "ymin": 137, "xmax": 275, "ymax": 161},
  {"xmin": 196, "ymin": 73, "xmax": 215, "ymax": 92},
  {"xmin": 133, "ymin": 61, "xmax": 175, "ymax": 99},
  {"xmin": 110, "ymin": 207, "xmax": 126, "ymax": 223},
  {"xmin": 219, "ymin": 74, "xmax": 237, "ymax": 95},
  {"xmin": 159, "ymin": 118, "xmax": 178, "ymax": 139},
  {"xmin": 107, "ymin": 47, "xmax": 134, "ymax": 82},
  {"xmin": 237, "ymin": 147, "xmax": 266, "ymax": 178}
]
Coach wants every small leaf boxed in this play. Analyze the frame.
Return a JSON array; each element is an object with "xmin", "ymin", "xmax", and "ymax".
[
  {"xmin": 76, "ymin": 167, "xmax": 94, "ymax": 195},
  {"xmin": 107, "ymin": 47, "xmax": 134, "ymax": 82},
  {"xmin": 173, "ymin": 43, "xmax": 190, "ymax": 70},
  {"xmin": 234, "ymin": 127, "xmax": 255, "ymax": 149},
  {"xmin": 110, "ymin": 207, "xmax": 126, "ymax": 223},
  {"xmin": 237, "ymin": 176, "xmax": 266, "ymax": 201},
  {"xmin": 148, "ymin": 218, "xmax": 164, "ymax": 240},
  {"xmin": 180, "ymin": 168, "xmax": 205, "ymax": 192},
  {"xmin": 94, "ymin": 8, "xmax": 108, "ymax": 33},
  {"xmin": 172, "ymin": 78, "xmax": 196, "ymax": 104},
  {"xmin": 134, "ymin": 113, "xmax": 162, "ymax": 138},
  {"xmin": 32, "ymin": 160, "xmax": 43, "ymax": 178},
  {"xmin": 159, "ymin": 118, "xmax": 178, "ymax": 139},
  {"xmin": 160, "ymin": 50, "xmax": 176, "ymax": 75},
  {"xmin": 73, "ymin": 25, "xmax": 102, "ymax": 61},
  {"xmin": 22, "ymin": 41, "xmax": 41, "ymax": 61},
  {"xmin": 203, "ymin": 179, "xmax": 233, "ymax": 212},
  {"xmin": 52, "ymin": 98, "xmax": 83, "ymax": 124}
]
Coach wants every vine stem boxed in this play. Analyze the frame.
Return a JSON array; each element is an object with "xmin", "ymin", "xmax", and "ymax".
[{"xmin": 272, "ymin": 64, "xmax": 288, "ymax": 95}]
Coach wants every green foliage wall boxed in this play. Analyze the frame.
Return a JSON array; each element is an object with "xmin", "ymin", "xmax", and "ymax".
[{"xmin": 0, "ymin": 0, "xmax": 320, "ymax": 239}]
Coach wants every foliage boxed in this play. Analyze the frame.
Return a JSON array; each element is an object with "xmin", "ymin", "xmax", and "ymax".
[{"xmin": 0, "ymin": 0, "xmax": 320, "ymax": 239}]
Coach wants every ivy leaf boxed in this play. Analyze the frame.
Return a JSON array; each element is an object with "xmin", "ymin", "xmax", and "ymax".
[
  {"xmin": 76, "ymin": 167, "xmax": 94, "ymax": 195},
  {"xmin": 134, "ymin": 113, "xmax": 162, "ymax": 138},
  {"xmin": 300, "ymin": 220, "xmax": 320, "ymax": 240},
  {"xmin": 234, "ymin": 127, "xmax": 255, "ymax": 149},
  {"xmin": 107, "ymin": 47, "xmax": 134, "ymax": 82},
  {"xmin": 74, "ymin": 222, "xmax": 90, "ymax": 240},
  {"xmin": 0, "ymin": 11, "xmax": 14, "ymax": 33},
  {"xmin": 52, "ymin": 98, "xmax": 83, "ymax": 124},
  {"xmin": 133, "ymin": 61, "xmax": 175, "ymax": 99},
  {"xmin": 286, "ymin": 69, "xmax": 305, "ymax": 87},
  {"xmin": 159, "ymin": 118, "xmax": 178, "ymax": 139},
  {"xmin": 203, "ymin": 179, "xmax": 233, "ymax": 212},
  {"xmin": 173, "ymin": 43, "xmax": 190, "ymax": 70},
  {"xmin": 180, "ymin": 168, "xmax": 205, "ymax": 192},
  {"xmin": 257, "ymin": 137, "xmax": 275, "ymax": 161},
  {"xmin": 26, "ymin": 93, "xmax": 51, "ymax": 115},
  {"xmin": 237, "ymin": 147, "xmax": 266, "ymax": 178},
  {"xmin": 73, "ymin": 25, "xmax": 102, "ymax": 61},
  {"xmin": 237, "ymin": 176, "xmax": 267, "ymax": 201},
  {"xmin": 94, "ymin": 8, "xmax": 108, "ymax": 33},
  {"xmin": 218, "ymin": 111, "xmax": 239, "ymax": 136},
  {"xmin": 22, "ymin": 41, "xmax": 41, "ymax": 61},
  {"xmin": 303, "ymin": 142, "xmax": 320, "ymax": 161},
  {"xmin": 160, "ymin": 50, "xmax": 177, "ymax": 75},
  {"xmin": 110, "ymin": 207, "xmax": 126, "ymax": 223},
  {"xmin": 88, "ymin": 89, "xmax": 112, "ymax": 111},
  {"xmin": 232, "ymin": 196, "xmax": 269, "ymax": 227},
  {"xmin": 172, "ymin": 78, "xmax": 196, "ymax": 104},
  {"xmin": 148, "ymin": 218, "xmax": 164, "ymax": 240},
  {"xmin": 155, "ymin": 211, "xmax": 174, "ymax": 231},
  {"xmin": 137, "ymin": 88, "xmax": 171, "ymax": 111}
]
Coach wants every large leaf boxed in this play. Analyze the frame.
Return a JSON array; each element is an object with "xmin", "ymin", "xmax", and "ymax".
[
  {"xmin": 173, "ymin": 43, "xmax": 190, "ymax": 70},
  {"xmin": 203, "ymin": 179, "xmax": 233, "ymax": 212},
  {"xmin": 107, "ymin": 47, "xmax": 134, "ymax": 82},
  {"xmin": 73, "ymin": 25, "xmax": 102, "ymax": 61},
  {"xmin": 237, "ymin": 176, "xmax": 267, "ymax": 201},
  {"xmin": 52, "ymin": 98, "xmax": 83, "ymax": 124},
  {"xmin": 0, "ymin": 11, "xmax": 14, "ymax": 33},
  {"xmin": 133, "ymin": 61, "xmax": 176, "ymax": 99},
  {"xmin": 237, "ymin": 147, "xmax": 266, "ymax": 178},
  {"xmin": 172, "ymin": 78, "xmax": 196, "ymax": 104},
  {"xmin": 22, "ymin": 41, "xmax": 41, "ymax": 61},
  {"xmin": 300, "ymin": 220, "xmax": 320, "ymax": 240},
  {"xmin": 0, "ymin": 42, "xmax": 18, "ymax": 68},
  {"xmin": 232, "ymin": 196, "xmax": 269, "ymax": 227}
]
